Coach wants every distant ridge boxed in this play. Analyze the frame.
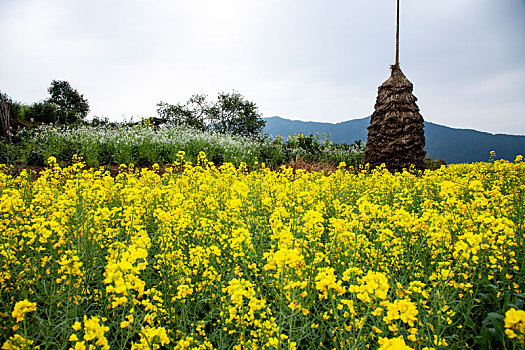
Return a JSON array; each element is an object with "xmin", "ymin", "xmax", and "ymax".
[{"xmin": 263, "ymin": 116, "xmax": 525, "ymax": 164}]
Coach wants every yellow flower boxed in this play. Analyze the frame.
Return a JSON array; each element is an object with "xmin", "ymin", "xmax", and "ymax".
[
  {"xmin": 371, "ymin": 307, "xmax": 384, "ymax": 316},
  {"xmin": 176, "ymin": 284, "xmax": 193, "ymax": 301},
  {"xmin": 82, "ymin": 316, "xmax": 110, "ymax": 350},
  {"xmin": 315, "ymin": 267, "xmax": 346, "ymax": 299},
  {"xmin": 72, "ymin": 321, "xmax": 82, "ymax": 331},
  {"xmin": 12, "ymin": 300, "xmax": 37, "ymax": 323},
  {"xmin": 350, "ymin": 271, "xmax": 389, "ymax": 303},
  {"xmin": 372, "ymin": 326, "xmax": 383, "ymax": 334},
  {"xmin": 264, "ymin": 247, "xmax": 305, "ymax": 272},
  {"xmin": 504, "ymin": 308, "xmax": 525, "ymax": 343},
  {"xmin": 2, "ymin": 334, "xmax": 37, "ymax": 350},
  {"xmin": 73, "ymin": 342, "xmax": 86, "ymax": 350},
  {"xmin": 288, "ymin": 300, "xmax": 301, "ymax": 311},
  {"xmin": 268, "ymin": 337, "xmax": 279, "ymax": 347},
  {"xmin": 383, "ymin": 299, "xmax": 419, "ymax": 326},
  {"xmin": 378, "ymin": 336, "xmax": 413, "ymax": 349},
  {"xmin": 1, "ymin": 136, "xmax": 524, "ymax": 349},
  {"xmin": 132, "ymin": 326, "xmax": 170, "ymax": 349}
]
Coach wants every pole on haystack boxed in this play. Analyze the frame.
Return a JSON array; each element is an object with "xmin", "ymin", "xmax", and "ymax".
[
  {"xmin": 395, "ymin": 0, "xmax": 399, "ymax": 66},
  {"xmin": 363, "ymin": 0, "xmax": 426, "ymax": 171}
]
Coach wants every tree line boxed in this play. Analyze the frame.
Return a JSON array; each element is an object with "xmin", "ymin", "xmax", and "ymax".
[
  {"xmin": 0, "ymin": 81, "xmax": 266, "ymax": 142},
  {"xmin": 156, "ymin": 91, "xmax": 265, "ymax": 137}
]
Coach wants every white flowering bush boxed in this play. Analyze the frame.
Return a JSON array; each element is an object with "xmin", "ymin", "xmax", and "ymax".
[
  {"xmin": 17, "ymin": 123, "xmax": 364, "ymax": 168},
  {"xmin": 20, "ymin": 124, "xmax": 260, "ymax": 166}
]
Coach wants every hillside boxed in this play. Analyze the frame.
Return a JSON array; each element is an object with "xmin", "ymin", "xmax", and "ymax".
[{"xmin": 263, "ymin": 116, "xmax": 525, "ymax": 164}]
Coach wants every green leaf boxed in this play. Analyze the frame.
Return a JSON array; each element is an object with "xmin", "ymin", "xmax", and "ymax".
[{"xmin": 482, "ymin": 312, "xmax": 503, "ymax": 327}]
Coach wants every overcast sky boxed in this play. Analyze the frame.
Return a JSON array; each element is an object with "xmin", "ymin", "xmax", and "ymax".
[{"xmin": 1, "ymin": 0, "xmax": 524, "ymax": 135}]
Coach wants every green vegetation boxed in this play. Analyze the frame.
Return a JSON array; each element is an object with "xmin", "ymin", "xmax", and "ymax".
[
  {"xmin": 8, "ymin": 123, "xmax": 363, "ymax": 169},
  {"xmin": 1, "ymin": 80, "xmax": 89, "ymax": 133},
  {"xmin": 1, "ymin": 156, "xmax": 524, "ymax": 349},
  {"xmin": 157, "ymin": 91, "xmax": 266, "ymax": 137},
  {"xmin": 0, "ymin": 82, "xmax": 364, "ymax": 170}
]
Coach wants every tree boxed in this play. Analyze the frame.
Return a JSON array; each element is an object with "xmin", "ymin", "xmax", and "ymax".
[
  {"xmin": 47, "ymin": 80, "xmax": 90, "ymax": 124},
  {"xmin": 24, "ymin": 101, "xmax": 58, "ymax": 124},
  {"xmin": 209, "ymin": 91, "xmax": 266, "ymax": 137},
  {"xmin": 157, "ymin": 91, "xmax": 266, "ymax": 137},
  {"xmin": 157, "ymin": 94, "xmax": 209, "ymax": 131},
  {"xmin": 22, "ymin": 80, "xmax": 90, "ymax": 125}
]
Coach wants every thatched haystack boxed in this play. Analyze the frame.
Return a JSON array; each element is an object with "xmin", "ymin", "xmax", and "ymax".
[
  {"xmin": 364, "ymin": 0, "xmax": 426, "ymax": 171},
  {"xmin": 364, "ymin": 64, "xmax": 425, "ymax": 171}
]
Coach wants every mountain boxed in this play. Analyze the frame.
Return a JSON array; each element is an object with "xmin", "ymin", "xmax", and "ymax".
[{"xmin": 263, "ymin": 116, "xmax": 525, "ymax": 164}]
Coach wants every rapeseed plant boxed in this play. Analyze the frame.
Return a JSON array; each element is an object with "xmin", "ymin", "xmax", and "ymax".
[
  {"xmin": 0, "ymin": 153, "xmax": 523, "ymax": 349},
  {"xmin": 505, "ymin": 308, "xmax": 525, "ymax": 344},
  {"xmin": 11, "ymin": 300, "xmax": 36, "ymax": 323}
]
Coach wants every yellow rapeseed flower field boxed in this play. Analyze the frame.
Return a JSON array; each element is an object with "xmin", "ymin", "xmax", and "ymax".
[{"xmin": 0, "ymin": 153, "xmax": 524, "ymax": 349}]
